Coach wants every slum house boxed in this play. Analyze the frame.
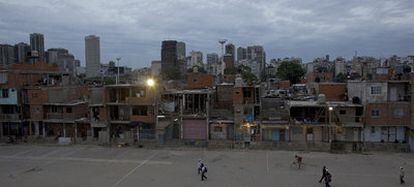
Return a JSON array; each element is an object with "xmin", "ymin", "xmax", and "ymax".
[
  {"xmin": 260, "ymin": 97, "xmax": 290, "ymax": 142},
  {"xmin": 210, "ymin": 83, "xmax": 234, "ymax": 140},
  {"xmin": 363, "ymin": 80, "xmax": 411, "ymax": 143},
  {"xmin": 26, "ymin": 86, "xmax": 89, "ymax": 143},
  {"xmin": 287, "ymin": 98, "xmax": 332, "ymax": 144},
  {"xmin": 105, "ymin": 84, "xmax": 156, "ymax": 144},
  {"xmin": 158, "ymin": 89, "xmax": 212, "ymax": 142},
  {"xmin": 89, "ymin": 87, "xmax": 108, "ymax": 142},
  {"xmin": 326, "ymin": 101, "xmax": 364, "ymax": 142},
  {"xmin": 0, "ymin": 62, "xmax": 71, "ymax": 140},
  {"xmin": 233, "ymin": 81, "xmax": 262, "ymax": 143}
]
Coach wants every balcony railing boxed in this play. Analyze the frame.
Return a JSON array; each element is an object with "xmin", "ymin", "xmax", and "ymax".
[{"xmin": 0, "ymin": 114, "xmax": 20, "ymax": 120}]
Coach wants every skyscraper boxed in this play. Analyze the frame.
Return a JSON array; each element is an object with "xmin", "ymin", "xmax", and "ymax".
[
  {"xmin": 188, "ymin": 51, "xmax": 203, "ymax": 69},
  {"xmin": 161, "ymin": 40, "xmax": 178, "ymax": 75},
  {"xmin": 0, "ymin": 44, "xmax": 16, "ymax": 65},
  {"xmin": 206, "ymin": 53, "xmax": 220, "ymax": 75},
  {"xmin": 247, "ymin": 45, "xmax": 266, "ymax": 79},
  {"xmin": 176, "ymin": 41, "xmax": 186, "ymax": 61},
  {"xmin": 30, "ymin": 33, "xmax": 45, "ymax": 62},
  {"xmin": 225, "ymin": 43, "xmax": 235, "ymax": 62},
  {"xmin": 237, "ymin": 47, "xmax": 247, "ymax": 61},
  {"xmin": 85, "ymin": 35, "xmax": 101, "ymax": 77},
  {"xmin": 15, "ymin": 42, "xmax": 30, "ymax": 63}
]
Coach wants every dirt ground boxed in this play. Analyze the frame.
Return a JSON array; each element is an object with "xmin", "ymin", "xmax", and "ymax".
[{"xmin": 0, "ymin": 145, "xmax": 412, "ymax": 187}]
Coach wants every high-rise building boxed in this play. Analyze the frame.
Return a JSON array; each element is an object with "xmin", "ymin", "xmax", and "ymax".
[
  {"xmin": 85, "ymin": 35, "xmax": 101, "ymax": 77},
  {"xmin": 206, "ymin": 53, "xmax": 221, "ymax": 76},
  {"xmin": 47, "ymin": 48, "xmax": 78, "ymax": 73},
  {"xmin": 237, "ymin": 47, "xmax": 247, "ymax": 61},
  {"xmin": 30, "ymin": 33, "xmax": 45, "ymax": 62},
  {"xmin": 176, "ymin": 41, "xmax": 186, "ymax": 61},
  {"xmin": 247, "ymin": 45, "xmax": 266, "ymax": 79},
  {"xmin": 188, "ymin": 51, "xmax": 203, "ymax": 69},
  {"xmin": 225, "ymin": 43, "xmax": 235, "ymax": 62},
  {"xmin": 161, "ymin": 40, "xmax": 178, "ymax": 74},
  {"xmin": 0, "ymin": 44, "xmax": 16, "ymax": 65},
  {"xmin": 14, "ymin": 42, "xmax": 30, "ymax": 63},
  {"xmin": 223, "ymin": 54, "xmax": 235, "ymax": 70}
]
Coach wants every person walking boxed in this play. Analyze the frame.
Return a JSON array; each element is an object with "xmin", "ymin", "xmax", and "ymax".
[
  {"xmin": 319, "ymin": 166, "xmax": 327, "ymax": 183},
  {"xmin": 197, "ymin": 159, "xmax": 204, "ymax": 175},
  {"xmin": 201, "ymin": 165, "xmax": 208, "ymax": 181},
  {"xmin": 324, "ymin": 169, "xmax": 332, "ymax": 187},
  {"xmin": 400, "ymin": 167, "xmax": 405, "ymax": 184}
]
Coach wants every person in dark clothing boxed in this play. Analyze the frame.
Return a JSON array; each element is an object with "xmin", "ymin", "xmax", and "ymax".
[
  {"xmin": 400, "ymin": 167, "xmax": 405, "ymax": 184},
  {"xmin": 197, "ymin": 159, "xmax": 204, "ymax": 175},
  {"xmin": 324, "ymin": 170, "xmax": 332, "ymax": 187},
  {"xmin": 201, "ymin": 165, "xmax": 207, "ymax": 181},
  {"xmin": 319, "ymin": 166, "xmax": 327, "ymax": 183}
]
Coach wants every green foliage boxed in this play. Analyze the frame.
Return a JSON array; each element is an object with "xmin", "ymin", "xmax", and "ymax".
[
  {"xmin": 224, "ymin": 67, "xmax": 238, "ymax": 75},
  {"xmin": 238, "ymin": 65, "xmax": 257, "ymax": 83},
  {"xmin": 162, "ymin": 66, "xmax": 182, "ymax": 80},
  {"xmin": 316, "ymin": 66, "xmax": 329, "ymax": 73},
  {"xmin": 335, "ymin": 73, "xmax": 346, "ymax": 83},
  {"xmin": 276, "ymin": 61, "xmax": 305, "ymax": 84}
]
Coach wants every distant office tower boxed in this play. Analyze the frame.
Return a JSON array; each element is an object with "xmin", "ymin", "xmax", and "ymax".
[
  {"xmin": 30, "ymin": 33, "xmax": 45, "ymax": 62},
  {"xmin": 188, "ymin": 51, "xmax": 203, "ymax": 69},
  {"xmin": 206, "ymin": 53, "xmax": 220, "ymax": 76},
  {"xmin": 85, "ymin": 35, "xmax": 101, "ymax": 77},
  {"xmin": 0, "ymin": 44, "xmax": 16, "ymax": 65},
  {"xmin": 176, "ymin": 41, "xmax": 186, "ymax": 61},
  {"xmin": 237, "ymin": 47, "xmax": 247, "ymax": 61},
  {"xmin": 47, "ymin": 48, "xmax": 78, "ymax": 72},
  {"xmin": 161, "ymin": 40, "xmax": 178, "ymax": 73},
  {"xmin": 15, "ymin": 42, "xmax": 30, "ymax": 63},
  {"xmin": 207, "ymin": 53, "xmax": 219, "ymax": 65},
  {"xmin": 247, "ymin": 45, "xmax": 266, "ymax": 79},
  {"xmin": 225, "ymin": 43, "xmax": 235, "ymax": 62}
]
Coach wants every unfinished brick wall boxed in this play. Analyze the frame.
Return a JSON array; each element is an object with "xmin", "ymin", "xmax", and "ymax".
[
  {"xmin": 186, "ymin": 73, "xmax": 214, "ymax": 89},
  {"xmin": 318, "ymin": 83, "xmax": 347, "ymax": 101}
]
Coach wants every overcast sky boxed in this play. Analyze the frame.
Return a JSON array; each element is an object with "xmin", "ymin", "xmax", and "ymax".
[{"xmin": 1, "ymin": 0, "xmax": 414, "ymax": 68}]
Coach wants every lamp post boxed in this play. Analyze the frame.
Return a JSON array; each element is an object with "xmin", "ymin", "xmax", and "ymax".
[
  {"xmin": 328, "ymin": 106, "xmax": 333, "ymax": 143},
  {"xmin": 146, "ymin": 78, "xmax": 156, "ymax": 141}
]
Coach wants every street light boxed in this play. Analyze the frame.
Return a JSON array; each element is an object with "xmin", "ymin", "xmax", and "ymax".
[
  {"xmin": 146, "ymin": 78, "xmax": 155, "ymax": 87},
  {"xmin": 328, "ymin": 106, "xmax": 333, "ymax": 143}
]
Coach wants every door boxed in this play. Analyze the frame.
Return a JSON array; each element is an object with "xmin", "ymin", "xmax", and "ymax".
[{"xmin": 271, "ymin": 130, "xmax": 280, "ymax": 141}]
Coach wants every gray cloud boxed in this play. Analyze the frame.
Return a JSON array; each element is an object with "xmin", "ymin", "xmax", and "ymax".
[{"xmin": 0, "ymin": 0, "xmax": 414, "ymax": 68}]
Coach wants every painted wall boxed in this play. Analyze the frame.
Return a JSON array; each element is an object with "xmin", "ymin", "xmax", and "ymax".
[{"xmin": 0, "ymin": 88, "xmax": 18, "ymax": 105}]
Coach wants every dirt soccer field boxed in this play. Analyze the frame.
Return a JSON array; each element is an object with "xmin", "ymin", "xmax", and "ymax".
[{"xmin": 0, "ymin": 145, "xmax": 412, "ymax": 187}]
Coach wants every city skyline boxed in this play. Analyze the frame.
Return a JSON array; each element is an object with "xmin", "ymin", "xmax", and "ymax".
[{"xmin": 1, "ymin": 0, "xmax": 414, "ymax": 68}]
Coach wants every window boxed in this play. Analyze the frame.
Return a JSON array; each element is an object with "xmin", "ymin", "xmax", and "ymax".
[
  {"xmin": 371, "ymin": 127, "xmax": 375, "ymax": 134},
  {"xmin": 393, "ymin": 108, "xmax": 404, "ymax": 117},
  {"xmin": 0, "ymin": 73, "xmax": 7, "ymax": 84},
  {"xmin": 371, "ymin": 109, "xmax": 380, "ymax": 117},
  {"xmin": 51, "ymin": 106, "xmax": 58, "ymax": 113},
  {"xmin": 2, "ymin": 89, "xmax": 8, "ymax": 98},
  {"xmin": 132, "ymin": 106, "xmax": 148, "ymax": 115},
  {"xmin": 371, "ymin": 86, "xmax": 381, "ymax": 95},
  {"xmin": 339, "ymin": 110, "xmax": 346, "ymax": 115},
  {"xmin": 306, "ymin": 128, "xmax": 313, "ymax": 134},
  {"xmin": 214, "ymin": 126, "xmax": 223, "ymax": 132},
  {"xmin": 243, "ymin": 88, "xmax": 251, "ymax": 97},
  {"xmin": 66, "ymin": 107, "xmax": 72, "ymax": 113}
]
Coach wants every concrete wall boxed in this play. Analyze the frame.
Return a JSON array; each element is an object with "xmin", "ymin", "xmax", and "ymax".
[{"xmin": 364, "ymin": 126, "xmax": 406, "ymax": 142}]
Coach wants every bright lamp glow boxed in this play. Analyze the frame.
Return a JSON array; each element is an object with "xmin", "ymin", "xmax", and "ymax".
[
  {"xmin": 328, "ymin": 106, "xmax": 333, "ymax": 111},
  {"xmin": 146, "ymin": 79, "xmax": 155, "ymax": 87}
]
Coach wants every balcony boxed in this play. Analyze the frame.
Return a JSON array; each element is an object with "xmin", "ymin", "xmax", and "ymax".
[
  {"xmin": 0, "ymin": 114, "xmax": 20, "ymax": 121},
  {"xmin": 126, "ymin": 96, "xmax": 154, "ymax": 105},
  {"xmin": 130, "ymin": 115, "xmax": 155, "ymax": 124}
]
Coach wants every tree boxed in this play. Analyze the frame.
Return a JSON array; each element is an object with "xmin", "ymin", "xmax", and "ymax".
[
  {"xmin": 238, "ymin": 65, "xmax": 257, "ymax": 84},
  {"xmin": 162, "ymin": 66, "xmax": 182, "ymax": 80},
  {"xmin": 276, "ymin": 61, "xmax": 305, "ymax": 84},
  {"xmin": 335, "ymin": 73, "xmax": 346, "ymax": 83}
]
